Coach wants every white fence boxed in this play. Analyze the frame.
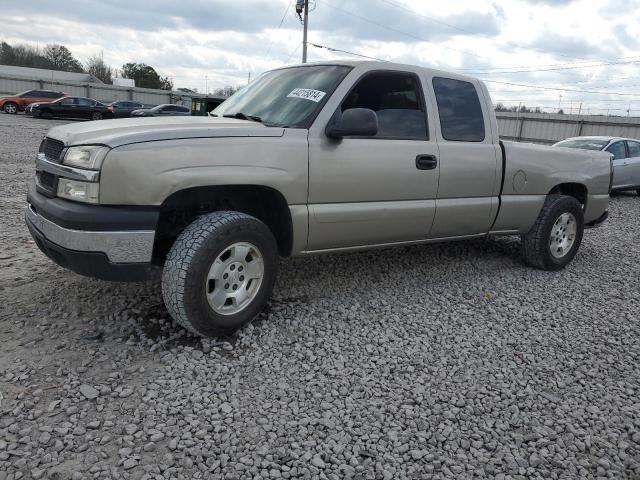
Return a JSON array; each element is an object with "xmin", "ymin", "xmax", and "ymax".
[
  {"xmin": 497, "ymin": 112, "xmax": 640, "ymax": 144},
  {"xmin": 0, "ymin": 73, "xmax": 195, "ymax": 107}
]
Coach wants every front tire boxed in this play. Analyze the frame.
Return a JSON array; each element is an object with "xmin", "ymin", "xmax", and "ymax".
[
  {"xmin": 521, "ymin": 195, "xmax": 584, "ymax": 270},
  {"xmin": 91, "ymin": 111, "xmax": 103, "ymax": 121},
  {"xmin": 3, "ymin": 102, "xmax": 18, "ymax": 114},
  {"xmin": 162, "ymin": 211, "xmax": 278, "ymax": 337}
]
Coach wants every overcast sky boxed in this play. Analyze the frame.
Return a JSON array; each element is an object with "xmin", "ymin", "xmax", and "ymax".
[{"xmin": 3, "ymin": 0, "xmax": 640, "ymax": 114}]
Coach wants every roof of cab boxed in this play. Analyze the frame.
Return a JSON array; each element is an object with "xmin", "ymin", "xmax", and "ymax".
[{"xmin": 275, "ymin": 60, "xmax": 481, "ymax": 83}]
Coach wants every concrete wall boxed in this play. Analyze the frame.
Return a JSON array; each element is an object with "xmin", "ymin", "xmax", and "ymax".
[{"xmin": 497, "ymin": 112, "xmax": 640, "ymax": 145}]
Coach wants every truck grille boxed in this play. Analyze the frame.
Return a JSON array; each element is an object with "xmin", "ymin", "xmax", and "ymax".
[{"xmin": 39, "ymin": 137, "xmax": 65, "ymax": 162}]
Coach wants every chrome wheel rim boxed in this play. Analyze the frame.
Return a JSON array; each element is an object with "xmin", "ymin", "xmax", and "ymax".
[
  {"xmin": 205, "ymin": 242, "xmax": 264, "ymax": 316},
  {"xmin": 549, "ymin": 212, "xmax": 577, "ymax": 259},
  {"xmin": 5, "ymin": 104, "xmax": 16, "ymax": 113}
]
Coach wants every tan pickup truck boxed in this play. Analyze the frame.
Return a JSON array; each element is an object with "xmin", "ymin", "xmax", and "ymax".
[{"xmin": 26, "ymin": 61, "xmax": 612, "ymax": 337}]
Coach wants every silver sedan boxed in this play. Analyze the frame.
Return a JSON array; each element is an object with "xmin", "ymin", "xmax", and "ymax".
[{"xmin": 554, "ymin": 136, "xmax": 640, "ymax": 195}]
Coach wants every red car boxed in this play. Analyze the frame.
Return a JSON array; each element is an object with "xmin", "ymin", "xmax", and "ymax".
[{"xmin": 0, "ymin": 90, "xmax": 66, "ymax": 114}]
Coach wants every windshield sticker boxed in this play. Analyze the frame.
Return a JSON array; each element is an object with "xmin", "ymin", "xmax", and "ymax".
[{"xmin": 287, "ymin": 88, "xmax": 327, "ymax": 103}]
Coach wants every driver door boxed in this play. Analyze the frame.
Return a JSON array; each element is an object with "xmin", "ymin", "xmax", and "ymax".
[
  {"xmin": 307, "ymin": 69, "xmax": 440, "ymax": 251},
  {"xmin": 606, "ymin": 140, "xmax": 630, "ymax": 188}
]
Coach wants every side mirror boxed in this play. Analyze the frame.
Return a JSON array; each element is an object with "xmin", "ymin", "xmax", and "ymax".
[{"xmin": 326, "ymin": 108, "xmax": 378, "ymax": 139}]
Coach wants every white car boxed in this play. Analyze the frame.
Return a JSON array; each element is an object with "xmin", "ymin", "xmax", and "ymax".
[{"xmin": 554, "ymin": 136, "xmax": 640, "ymax": 195}]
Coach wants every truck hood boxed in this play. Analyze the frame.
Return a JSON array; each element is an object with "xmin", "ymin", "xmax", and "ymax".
[{"xmin": 46, "ymin": 116, "xmax": 284, "ymax": 148}]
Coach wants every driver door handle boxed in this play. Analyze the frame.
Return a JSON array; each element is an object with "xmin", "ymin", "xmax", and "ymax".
[{"xmin": 416, "ymin": 154, "xmax": 438, "ymax": 170}]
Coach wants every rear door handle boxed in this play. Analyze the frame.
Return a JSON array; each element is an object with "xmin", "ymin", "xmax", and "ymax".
[{"xmin": 416, "ymin": 154, "xmax": 438, "ymax": 170}]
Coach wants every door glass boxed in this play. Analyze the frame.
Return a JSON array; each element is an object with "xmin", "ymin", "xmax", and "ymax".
[
  {"xmin": 59, "ymin": 98, "xmax": 75, "ymax": 105},
  {"xmin": 77, "ymin": 98, "xmax": 93, "ymax": 106},
  {"xmin": 606, "ymin": 142, "xmax": 626, "ymax": 159},
  {"xmin": 340, "ymin": 72, "xmax": 427, "ymax": 139},
  {"xmin": 627, "ymin": 141, "xmax": 640, "ymax": 158},
  {"xmin": 432, "ymin": 77, "xmax": 485, "ymax": 142}
]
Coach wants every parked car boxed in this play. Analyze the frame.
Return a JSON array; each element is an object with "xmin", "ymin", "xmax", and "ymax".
[
  {"xmin": 130, "ymin": 104, "xmax": 191, "ymax": 117},
  {"xmin": 31, "ymin": 96, "xmax": 112, "ymax": 121},
  {"xmin": 107, "ymin": 101, "xmax": 145, "ymax": 118},
  {"xmin": 26, "ymin": 61, "xmax": 612, "ymax": 338},
  {"xmin": 0, "ymin": 90, "xmax": 66, "ymax": 114},
  {"xmin": 553, "ymin": 136, "xmax": 640, "ymax": 195}
]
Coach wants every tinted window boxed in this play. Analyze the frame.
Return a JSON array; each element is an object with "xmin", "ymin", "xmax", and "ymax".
[
  {"xmin": 77, "ymin": 98, "xmax": 94, "ymax": 106},
  {"xmin": 627, "ymin": 141, "xmax": 640, "ymax": 158},
  {"xmin": 432, "ymin": 77, "xmax": 485, "ymax": 142},
  {"xmin": 22, "ymin": 91, "xmax": 38, "ymax": 97},
  {"xmin": 606, "ymin": 141, "xmax": 627, "ymax": 159},
  {"xmin": 59, "ymin": 98, "xmax": 75, "ymax": 105},
  {"xmin": 177, "ymin": 105, "xmax": 189, "ymax": 112},
  {"xmin": 340, "ymin": 72, "xmax": 427, "ymax": 139}
]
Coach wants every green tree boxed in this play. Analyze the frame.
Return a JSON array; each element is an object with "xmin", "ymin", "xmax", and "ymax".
[
  {"xmin": 86, "ymin": 53, "xmax": 112, "ymax": 84},
  {"xmin": 43, "ymin": 44, "xmax": 84, "ymax": 72},
  {"xmin": 121, "ymin": 63, "xmax": 173, "ymax": 90}
]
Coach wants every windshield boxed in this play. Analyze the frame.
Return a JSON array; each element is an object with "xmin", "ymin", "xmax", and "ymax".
[
  {"xmin": 554, "ymin": 138, "xmax": 609, "ymax": 151},
  {"xmin": 212, "ymin": 65, "xmax": 352, "ymax": 127}
]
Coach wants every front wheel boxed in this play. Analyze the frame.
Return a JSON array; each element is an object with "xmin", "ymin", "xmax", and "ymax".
[
  {"xmin": 91, "ymin": 111, "xmax": 103, "ymax": 121},
  {"xmin": 3, "ymin": 102, "xmax": 18, "ymax": 114},
  {"xmin": 521, "ymin": 195, "xmax": 584, "ymax": 270},
  {"xmin": 162, "ymin": 211, "xmax": 278, "ymax": 337}
]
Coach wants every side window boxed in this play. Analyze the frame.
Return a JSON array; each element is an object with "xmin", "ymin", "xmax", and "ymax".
[
  {"xmin": 606, "ymin": 141, "xmax": 627, "ymax": 160},
  {"xmin": 77, "ymin": 98, "xmax": 93, "ymax": 106},
  {"xmin": 627, "ymin": 141, "xmax": 640, "ymax": 158},
  {"xmin": 340, "ymin": 71, "xmax": 427, "ymax": 139},
  {"xmin": 432, "ymin": 77, "xmax": 485, "ymax": 142},
  {"xmin": 59, "ymin": 98, "xmax": 75, "ymax": 105}
]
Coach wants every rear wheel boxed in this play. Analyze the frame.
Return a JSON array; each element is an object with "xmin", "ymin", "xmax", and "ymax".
[
  {"xmin": 3, "ymin": 102, "xmax": 18, "ymax": 114},
  {"xmin": 521, "ymin": 194, "xmax": 584, "ymax": 270},
  {"xmin": 91, "ymin": 111, "xmax": 103, "ymax": 121},
  {"xmin": 162, "ymin": 211, "xmax": 278, "ymax": 337}
]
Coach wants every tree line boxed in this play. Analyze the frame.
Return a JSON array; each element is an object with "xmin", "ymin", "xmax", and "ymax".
[{"xmin": 0, "ymin": 41, "xmax": 174, "ymax": 91}]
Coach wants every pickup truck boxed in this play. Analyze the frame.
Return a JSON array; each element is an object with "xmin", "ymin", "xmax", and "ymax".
[{"xmin": 25, "ymin": 61, "xmax": 612, "ymax": 337}]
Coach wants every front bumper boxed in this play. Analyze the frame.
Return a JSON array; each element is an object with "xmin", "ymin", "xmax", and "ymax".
[{"xmin": 26, "ymin": 185, "xmax": 159, "ymax": 281}]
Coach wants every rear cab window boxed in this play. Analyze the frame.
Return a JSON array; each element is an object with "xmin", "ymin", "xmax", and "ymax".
[{"xmin": 432, "ymin": 77, "xmax": 485, "ymax": 142}]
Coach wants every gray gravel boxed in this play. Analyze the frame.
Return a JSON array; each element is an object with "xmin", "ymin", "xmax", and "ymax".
[{"xmin": 1, "ymin": 113, "xmax": 640, "ymax": 479}]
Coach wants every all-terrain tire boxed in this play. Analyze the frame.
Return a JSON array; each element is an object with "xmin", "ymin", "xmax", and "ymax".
[
  {"xmin": 162, "ymin": 211, "xmax": 278, "ymax": 337},
  {"xmin": 521, "ymin": 194, "xmax": 584, "ymax": 271}
]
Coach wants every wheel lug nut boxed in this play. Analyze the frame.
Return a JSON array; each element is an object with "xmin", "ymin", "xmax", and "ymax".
[
  {"xmin": 230, "ymin": 265, "xmax": 235, "ymax": 271},
  {"xmin": 224, "ymin": 283, "xmax": 230, "ymax": 289},
  {"xmin": 233, "ymin": 284, "xmax": 238, "ymax": 290},
  {"xmin": 239, "ymin": 276, "xmax": 244, "ymax": 281},
  {"xmin": 223, "ymin": 273, "xmax": 228, "ymax": 279}
]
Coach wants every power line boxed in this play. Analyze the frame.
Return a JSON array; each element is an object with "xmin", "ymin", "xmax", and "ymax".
[
  {"xmin": 375, "ymin": 0, "xmax": 598, "ymax": 63},
  {"xmin": 463, "ymin": 57, "xmax": 640, "ymax": 75},
  {"xmin": 484, "ymin": 79, "xmax": 640, "ymax": 97},
  {"xmin": 309, "ymin": 42, "xmax": 388, "ymax": 62},
  {"xmin": 316, "ymin": 0, "xmax": 494, "ymax": 61},
  {"xmin": 263, "ymin": 0, "xmax": 295, "ymax": 61}
]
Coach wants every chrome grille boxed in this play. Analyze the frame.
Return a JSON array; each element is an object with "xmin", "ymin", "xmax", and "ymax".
[{"xmin": 39, "ymin": 138, "xmax": 65, "ymax": 162}]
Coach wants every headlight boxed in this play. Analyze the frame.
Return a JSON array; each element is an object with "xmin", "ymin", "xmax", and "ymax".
[
  {"xmin": 63, "ymin": 146, "xmax": 109, "ymax": 169},
  {"xmin": 57, "ymin": 178, "xmax": 99, "ymax": 203}
]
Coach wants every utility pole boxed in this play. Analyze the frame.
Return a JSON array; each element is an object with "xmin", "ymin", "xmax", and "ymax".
[{"xmin": 296, "ymin": 0, "xmax": 309, "ymax": 63}]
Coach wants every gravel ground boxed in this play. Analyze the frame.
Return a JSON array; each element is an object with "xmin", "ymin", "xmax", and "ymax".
[{"xmin": 1, "ymin": 112, "xmax": 640, "ymax": 480}]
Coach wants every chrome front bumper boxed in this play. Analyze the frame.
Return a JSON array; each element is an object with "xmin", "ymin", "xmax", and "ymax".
[{"xmin": 26, "ymin": 204, "xmax": 155, "ymax": 264}]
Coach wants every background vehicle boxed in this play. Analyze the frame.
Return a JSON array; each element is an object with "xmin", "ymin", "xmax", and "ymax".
[
  {"xmin": 130, "ymin": 104, "xmax": 191, "ymax": 117},
  {"xmin": 31, "ymin": 96, "xmax": 111, "ymax": 121},
  {"xmin": 554, "ymin": 136, "xmax": 640, "ymax": 195},
  {"xmin": 25, "ymin": 61, "xmax": 612, "ymax": 338},
  {"xmin": 107, "ymin": 101, "xmax": 145, "ymax": 118},
  {"xmin": 0, "ymin": 90, "xmax": 65, "ymax": 114}
]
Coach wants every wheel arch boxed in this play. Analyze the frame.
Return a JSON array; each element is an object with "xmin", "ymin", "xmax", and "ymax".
[
  {"xmin": 152, "ymin": 184, "xmax": 293, "ymax": 264},
  {"xmin": 548, "ymin": 183, "xmax": 588, "ymax": 206}
]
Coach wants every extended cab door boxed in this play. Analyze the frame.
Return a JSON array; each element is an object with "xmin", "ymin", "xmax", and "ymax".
[
  {"xmin": 427, "ymin": 76, "xmax": 501, "ymax": 237},
  {"xmin": 307, "ymin": 68, "xmax": 440, "ymax": 250}
]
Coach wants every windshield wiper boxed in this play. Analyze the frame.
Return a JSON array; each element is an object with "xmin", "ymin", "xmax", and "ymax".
[{"xmin": 223, "ymin": 112, "xmax": 263, "ymax": 123}]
